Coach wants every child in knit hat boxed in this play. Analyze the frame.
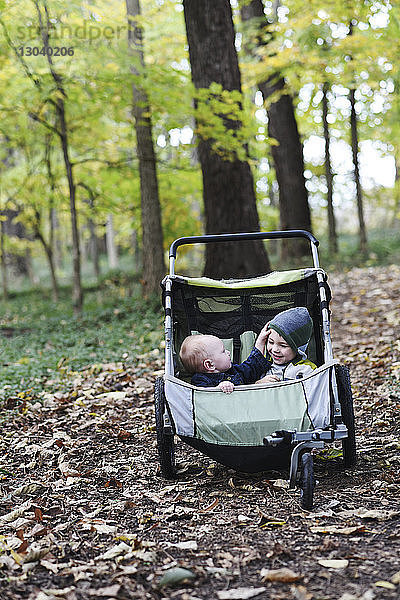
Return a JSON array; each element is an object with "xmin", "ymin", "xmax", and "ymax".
[{"xmin": 257, "ymin": 307, "xmax": 317, "ymax": 384}]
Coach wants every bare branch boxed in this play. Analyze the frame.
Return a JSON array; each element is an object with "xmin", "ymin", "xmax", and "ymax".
[
  {"xmin": 28, "ymin": 112, "xmax": 60, "ymax": 136},
  {"xmin": 0, "ymin": 18, "xmax": 41, "ymax": 89}
]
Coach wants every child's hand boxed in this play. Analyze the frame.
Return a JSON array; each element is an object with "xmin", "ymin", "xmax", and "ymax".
[
  {"xmin": 256, "ymin": 374, "xmax": 280, "ymax": 384},
  {"xmin": 255, "ymin": 322, "xmax": 271, "ymax": 353},
  {"xmin": 218, "ymin": 381, "xmax": 235, "ymax": 394}
]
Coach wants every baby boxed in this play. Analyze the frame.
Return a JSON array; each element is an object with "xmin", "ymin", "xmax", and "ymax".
[
  {"xmin": 179, "ymin": 307, "xmax": 316, "ymax": 393},
  {"xmin": 179, "ymin": 324, "xmax": 271, "ymax": 393}
]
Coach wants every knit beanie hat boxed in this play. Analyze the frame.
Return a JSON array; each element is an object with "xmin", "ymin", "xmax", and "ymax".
[{"xmin": 268, "ymin": 307, "xmax": 313, "ymax": 359}]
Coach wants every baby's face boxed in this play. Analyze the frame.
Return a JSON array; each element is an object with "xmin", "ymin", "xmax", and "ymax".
[
  {"xmin": 267, "ymin": 330, "xmax": 296, "ymax": 365},
  {"xmin": 206, "ymin": 336, "xmax": 232, "ymax": 372}
]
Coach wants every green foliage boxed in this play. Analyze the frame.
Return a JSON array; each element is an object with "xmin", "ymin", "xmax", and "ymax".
[
  {"xmin": 194, "ymin": 83, "xmax": 258, "ymax": 161},
  {"xmin": 0, "ymin": 278, "xmax": 163, "ymax": 400},
  {"xmin": 0, "ymin": 0, "xmax": 398, "ymax": 286},
  {"xmin": 0, "ymin": 0, "xmax": 197, "ymax": 266},
  {"xmin": 318, "ymin": 227, "xmax": 400, "ymax": 270}
]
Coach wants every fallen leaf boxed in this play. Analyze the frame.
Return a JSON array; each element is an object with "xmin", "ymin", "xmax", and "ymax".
[
  {"xmin": 24, "ymin": 544, "xmax": 52, "ymax": 563},
  {"xmin": 391, "ymin": 571, "xmax": 400, "ymax": 584},
  {"xmin": 97, "ymin": 542, "xmax": 131, "ymax": 560},
  {"xmin": 34, "ymin": 507, "xmax": 43, "ymax": 523},
  {"xmin": 257, "ymin": 510, "xmax": 286, "ymax": 529},
  {"xmin": 310, "ymin": 525, "xmax": 367, "ymax": 535},
  {"xmin": 238, "ymin": 514, "xmax": 252, "ymax": 523},
  {"xmin": 200, "ymin": 497, "xmax": 219, "ymax": 513},
  {"xmin": 317, "ymin": 559, "xmax": 349, "ymax": 569},
  {"xmin": 10, "ymin": 550, "xmax": 24, "ymax": 565},
  {"xmin": 117, "ymin": 565, "xmax": 138, "ymax": 575},
  {"xmin": 338, "ymin": 508, "xmax": 399, "ymax": 521},
  {"xmin": 17, "ymin": 540, "xmax": 28, "ymax": 554},
  {"xmin": 117, "ymin": 429, "xmax": 132, "ymax": 441},
  {"xmin": 0, "ymin": 500, "xmax": 32, "ymax": 523},
  {"xmin": 16, "ymin": 530, "xmax": 24, "ymax": 541},
  {"xmin": 164, "ymin": 540, "xmax": 198, "ymax": 550},
  {"xmin": 87, "ymin": 584, "xmax": 121, "ymax": 597},
  {"xmin": 45, "ymin": 586, "xmax": 80, "ymax": 596},
  {"xmin": 158, "ymin": 566, "xmax": 196, "ymax": 588},
  {"xmin": 374, "ymin": 581, "xmax": 396, "ymax": 590},
  {"xmin": 271, "ymin": 479, "xmax": 290, "ymax": 490},
  {"xmin": 131, "ymin": 549, "xmax": 156, "ymax": 562},
  {"xmin": 104, "ymin": 478, "xmax": 123, "ymax": 489},
  {"xmin": 31, "ymin": 524, "xmax": 47, "ymax": 538},
  {"xmin": 40, "ymin": 559, "xmax": 60, "ymax": 574},
  {"xmin": 217, "ymin": 587, "xmax": 267, "ymax": 599},
  {"xmin": 58, "ymin": 461, "xmax": 81, "ymax": 478},
  {"xmin": 80, "ymin": 520, "xmax": 117, "ymax": 535},
  {"xmin": 292, "ymin": 585, "xmax": 313, "ymax": 600},
  {"xmin": 13, "ymin": 483, "xmax": 44, "ymax": 497},
  {"xmin": 96, "ymin": 391, "xmax": 127, "ymax": 401},
  {"xmin": 260, "ymin": 567, "xmax": 302, "ymax": 582}
]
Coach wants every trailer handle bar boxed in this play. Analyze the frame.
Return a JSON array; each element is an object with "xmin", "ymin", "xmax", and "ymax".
[{"xmin": 169, "ymin": 230, "xmax": 319, "ymax": 259}]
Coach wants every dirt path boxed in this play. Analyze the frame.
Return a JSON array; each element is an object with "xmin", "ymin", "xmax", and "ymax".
[{"xmin": 1, "ymin": 266, "xmax": 399, "ymax": 600}]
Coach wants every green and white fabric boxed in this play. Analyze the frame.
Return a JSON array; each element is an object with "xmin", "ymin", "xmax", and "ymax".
[
  {"xmin": 171, "ymin": 268, "xmax": 324, "ymax": 289},
  {"xmin": 165, "ymin": 360, "xmax": 336, "ymax": 447}
]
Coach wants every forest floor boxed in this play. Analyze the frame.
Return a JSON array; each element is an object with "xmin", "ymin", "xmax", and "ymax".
[{"xmin": 1, "ymin": 265, "xmax": 400, "ymax": 600}]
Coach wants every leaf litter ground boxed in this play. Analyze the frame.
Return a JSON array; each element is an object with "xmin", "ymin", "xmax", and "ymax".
[{"xmin": 1, "ymin": 266, "xmax": 399, "ymax": 600}]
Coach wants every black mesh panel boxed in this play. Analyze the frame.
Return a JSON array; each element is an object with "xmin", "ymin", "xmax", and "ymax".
[{"xmin": 165, "ymin": 273, "xmax": 329, "ymax": 374}]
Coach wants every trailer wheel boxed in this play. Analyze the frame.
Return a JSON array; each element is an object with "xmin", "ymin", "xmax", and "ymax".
[
  {"xmin": 299, "ymin": 452, "xmax": 315, "ymax": 511},
  {"xmin": 335, "ymin": 365, "xmax": 357, "ymax": 467},
  {"xmin": 154, "ymin": 377, "xmax": 176, "ymax": 479}
]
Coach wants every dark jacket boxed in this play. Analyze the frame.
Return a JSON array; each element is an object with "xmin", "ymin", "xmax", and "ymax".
[{"xmin": 191, "ymin": 347, "xmax": 270, "ymax": 388}]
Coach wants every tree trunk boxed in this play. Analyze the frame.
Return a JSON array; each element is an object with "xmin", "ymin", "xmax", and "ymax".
[
  {"xmin": 106, "ymin": 214, "xmax": 118, "ymax": 270},
  {"xmin": 0, "ymin": 221, "xmax": 9, "ymax": 300},
  {"xmin": 58, "ymin": 101, "xmax": 83, "ymax": 311},
  {"xmin": 394, "ymin": 156, "xmax": 400, "ymax": 224},
  {"xmin": 43, "ymin": 134, "xmax": 59, "ymax": 299},
  {"xmin": 322, "ymin": 82, "xmax": 338, "ymax": 254},
  {"xmin": 35, "ymin": 0, "xmax": 83, "ymax": 311},
  {"xmin": 34, "ymin": 221, "xmax": 59, "ymax": 301},
  {"xmin": 45, "ymin": 134, "xmax": 62, "ymax": 272},
  {"xmin": 88, "ymin": 219, "xmax": 100, "ymax": 280},
  {"xmin": 241, "ymin": 0, "xmax": 312, "ymax": 261},
  {"xmin": 183, "ymin": 0, "xmax": 270, "ymax": 278},
  {"xmin": 1, "ymin": 209, "xmax": 31, "ymax": 276},
  {"xmin": 348, "ymin": 20, "xmax": 367, "ymax": 255},
  {"xmin": 126, "ymin": 0, "xmax": 165, "ymax": 296},
  {"xmin": 264, "ymin": 79, "xmax": 312, "ymax": 260},
  {"xmin": 349, "ymin": 88, "xmax": 367, "ymax": 255},
  {"xmin": 25, "ymin": 249, "xmax": 35, "ymax": 285},
  {"xmin": 131, "ymin": 229, "xmax": 141, "ymax": 273},
  {"xmin": 50, "ymin": 208, "xmax": 63, "ymax": 268},
  {"xmin": 78, "ymin": 183, "xmax": 101, "ymax": 280}
]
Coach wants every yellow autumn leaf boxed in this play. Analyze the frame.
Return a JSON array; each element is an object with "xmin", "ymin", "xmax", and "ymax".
[{"xmin": 374, "ymin": 581, "xmax": 396, "ymax": 590}]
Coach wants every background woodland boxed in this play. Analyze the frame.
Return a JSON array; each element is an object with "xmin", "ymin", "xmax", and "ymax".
[{"xmin": 0, "ymin": 0, "xmax": 398, "ymax": 307}]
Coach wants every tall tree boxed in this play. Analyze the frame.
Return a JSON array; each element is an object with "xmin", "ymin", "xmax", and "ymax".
[
  {"xmin": 106, "ymin": 214, "xmax": 118, "ymax": 269},
  {"xmin": 183, "ymin": 0, "xmax": 270, "ymax": 278},
  {"xmin": 126, "ymin": 0, "xmax": 165, "ymax": 296},
  {"xmin": 241, "ymin": 0, "xmax": 312, "ymax": 260},
  {"xmin": 349, "ymin": 87, "xmax": 367, "ymax": 255},
  {"xmin": 33, "ymin": 0, "xmax": 83, "ymax": 311},
  {"xmin": 0, "ymin": 220, "xmax": 8, "ymax": 300},
  {"xmin": 348, "ymin": 20, "xmax": 367, "ymax": 255},
  {"xmin": 77, "ymin": 183, "xmax": 101, "ymax": 281},
  {"xmin": 42, "ymin": 134, "xmax": 60, "ymax": 300},
  {"xmin": 322, "ymin": 82, "xmax": 338, "ymax": 254}
]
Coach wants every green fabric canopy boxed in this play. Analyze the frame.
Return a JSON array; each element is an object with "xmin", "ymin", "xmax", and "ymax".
[{"xmin": 172, "ymin": 268, "xmax": 322, "ymax": 289}]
